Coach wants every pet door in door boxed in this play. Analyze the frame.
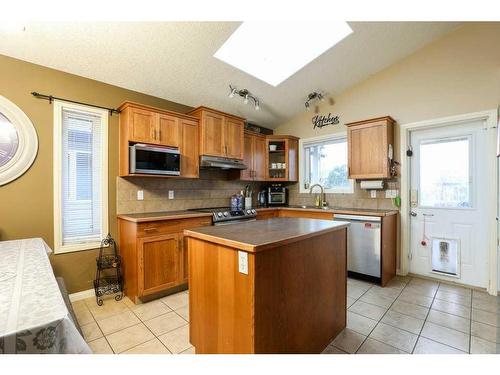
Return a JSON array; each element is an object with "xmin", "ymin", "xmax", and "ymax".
[{"xmin": 431, "ymin": 238, "xmax": 460, "ymax": 277}]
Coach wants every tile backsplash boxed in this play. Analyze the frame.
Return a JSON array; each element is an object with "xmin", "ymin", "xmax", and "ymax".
[
  {"xmin": 286, "ymin": 180, "xmax": 399, "ymax": 211},
  {"xmin": 116, "ymin": 170, "xmax": 265, "ymax": 214},
  {"xmin": 117, "ymin": 170, "xmax": 399, "ymax": 214}
]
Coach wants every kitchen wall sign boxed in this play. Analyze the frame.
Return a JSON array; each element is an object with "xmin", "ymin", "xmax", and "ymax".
[
  {"xmin": 0, "ymin": 96, "xmax": 38, "ymax": 186},
  {"xmin": 312, "ymin": 113, "xmax": 340, "ymax": 129}
]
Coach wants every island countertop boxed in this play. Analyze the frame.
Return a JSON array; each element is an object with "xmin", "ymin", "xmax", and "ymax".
[{"xmin": 183, "ymin": 217, "xmax": 349, "ymax": 253}]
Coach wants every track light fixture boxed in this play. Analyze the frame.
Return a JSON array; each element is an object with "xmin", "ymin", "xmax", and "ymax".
[
  {"xmin": 304, "ymin": 91, "xmax": 325, "ymax": 111},
  {"xmin": 228, "ymin": 85, "xmax": 260, "ymax": 110}
]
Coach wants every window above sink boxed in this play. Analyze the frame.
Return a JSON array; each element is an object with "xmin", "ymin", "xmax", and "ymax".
[{"xmin": 299, "ymin": 133, "xmax": 354, "ymax": 194}]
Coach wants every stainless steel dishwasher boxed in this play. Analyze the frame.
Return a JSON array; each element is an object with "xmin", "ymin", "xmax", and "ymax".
[{"xmin": 333, "ymin": 214, "xmax": 381, "ymax": 282}]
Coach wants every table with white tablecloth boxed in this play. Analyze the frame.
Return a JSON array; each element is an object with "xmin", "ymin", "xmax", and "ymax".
[{"xmin": 0, "ymin": 238, "xmax": 91, "ymax": 354}]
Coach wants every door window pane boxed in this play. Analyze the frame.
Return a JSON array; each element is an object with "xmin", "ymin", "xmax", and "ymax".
[{"xmin": 419, "ymin": 137, "xmax": 471, "ymax": 208}]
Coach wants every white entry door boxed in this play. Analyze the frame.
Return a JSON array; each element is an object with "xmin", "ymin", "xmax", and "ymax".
[{"xmin": 409, "ymin": 120, "xmax": 489, "ymax": 288}]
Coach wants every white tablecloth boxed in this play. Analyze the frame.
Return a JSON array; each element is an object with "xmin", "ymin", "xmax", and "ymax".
[{"xmin": 0, "ymin": 238, "xmax": 91, "ymax": 354}]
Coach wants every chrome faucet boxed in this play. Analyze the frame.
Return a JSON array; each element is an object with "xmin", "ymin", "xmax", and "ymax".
[{"xmin": 309, "ymin": 183, "xmax": 327, "ymax": 208}]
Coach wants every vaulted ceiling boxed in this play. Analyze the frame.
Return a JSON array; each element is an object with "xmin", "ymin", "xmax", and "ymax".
[{"xmin": 0, "ymin": 22, "xmax": 462, "ymax": 127}]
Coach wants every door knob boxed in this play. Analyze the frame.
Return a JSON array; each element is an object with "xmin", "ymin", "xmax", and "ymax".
[{"xmin": 410, "ymin": 211, "xmax": 417, "ymax": 217}]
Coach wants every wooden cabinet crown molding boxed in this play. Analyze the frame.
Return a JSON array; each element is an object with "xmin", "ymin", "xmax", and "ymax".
[
  {"xmin": 187, "ymin": 106, "xmax": 245, "ymax": 122},
  {"xmin": 345, "ymin": 116, "xmax": 396, "ymax": 127},
  {"xmin": 118, "ymin": 101, "xmax": 198, "ymax": 122}
]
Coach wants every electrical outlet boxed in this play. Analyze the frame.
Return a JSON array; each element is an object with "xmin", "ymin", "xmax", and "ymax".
[
  {"xmin": 168, "ymin": 190, "xmax": 174, "ymax": 200},
  {"xmin": 385, "ymin": 189, "xmax": 399, "ymax": 199},
  {"xmin": 238, "ymin": 251, "xmax": 248, "ymax": 275},
  {"xmin": 370, "ymin": 190, "xmax": 377, "ymax": 198},
  {"xmin": 137, "ymin": 190, "xmax": 144, "ymax": 200}
]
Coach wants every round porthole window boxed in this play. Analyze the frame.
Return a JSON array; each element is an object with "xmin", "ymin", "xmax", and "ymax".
[{"xmin": 0, "ymin": 96, "xmax": 38, "ymax": 186}]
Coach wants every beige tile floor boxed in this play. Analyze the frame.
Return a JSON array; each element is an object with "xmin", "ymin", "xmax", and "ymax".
[
  {"xmin": 326, "ymin": 276, "xmax": 500, "ymax": 354},
  {"xmin": 73, "ymin": 277, "xmax": 500, "ymax": 354},
  {"xmin": 72, "ymin": 290, "xmax": 192, "ymax": 354}
]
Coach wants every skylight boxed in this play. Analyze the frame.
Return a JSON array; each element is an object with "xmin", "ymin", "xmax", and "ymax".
[{"xmin": 214, "ymin": 21, "xmax": 353, "ymax": 87}]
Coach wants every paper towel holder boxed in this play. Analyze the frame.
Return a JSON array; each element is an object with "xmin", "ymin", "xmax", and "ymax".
[{"xmin": 360, "ymin": 180, "xmax": 385, "ymax": 190}]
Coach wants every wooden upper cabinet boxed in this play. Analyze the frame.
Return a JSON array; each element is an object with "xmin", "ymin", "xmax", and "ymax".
[
  {"xmin": 180, "ymin": 118, "xmax": 199, "ymax": 178},
  {"xmin": 346, "ymin": 116, "xmax": 395, "ymax": 180},
  {"xmin": 138, "ymin": 233, "xmax": 179, "ymax": 296},
  {"xmin": 224, "ymin": 117, "xmax": 244, "ymax": 159},
  {"xmin": 241, "ymin": 132, "xmax": 254, "ymax": 180},
  {"xmin": 253, "ymin": 135, "xmax": 267, "ymax": 181},
  {"xmin": 189, "ymin": 106, "xmax": 245, "ymax": 159},
  {"xmin": 241, "ymin": 131, "xmax": 267, "ymax": 181},
  {"xmin": 200, "ymin": 111, "xmax": 225, "ymax": 157},
  {"xmin": 118, "ymin": 101, "xmax": 199, "ymax": 178},
  {"xmin": 129, "ymin": 107, "xmax": 157, "ymax": 144},
  {"xmin": 266, "ymin": 135, "xmax": 299, "ymax": 182},
  {"xmin": 158, "ymin": 113, "xmax": 181, "ymax": 148}
]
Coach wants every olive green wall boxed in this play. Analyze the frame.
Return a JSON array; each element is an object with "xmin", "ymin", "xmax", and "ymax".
[{"xmin": 0, "ymin": 54, "xmax": 192, "ymax": 293}]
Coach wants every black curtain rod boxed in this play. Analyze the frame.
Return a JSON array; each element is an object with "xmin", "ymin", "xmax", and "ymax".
[{"xmin": 31, "ymin": 92, "xmax": 121, "ymax": 115}]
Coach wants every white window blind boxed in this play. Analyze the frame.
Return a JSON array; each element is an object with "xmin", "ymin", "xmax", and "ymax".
[
  {"xmin": 54, "ymin": 101, "xmax": 108, "ymax": 253},
  {"xmin": 61, "ymin": 108, "xmax": 102, "ymax": 244}
]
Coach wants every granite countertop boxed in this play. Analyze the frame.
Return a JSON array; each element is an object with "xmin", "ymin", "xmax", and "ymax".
[
  {"xmin": 183, "ymin": 217, "xmax": 350, "ymax": 252},
  {"xmin": 117, "ymin": 210, "xmax": 212, "ymax": 223},
  {"xmin": 117, "ymin": 206, "xmax": 398, "ymax": 223}
]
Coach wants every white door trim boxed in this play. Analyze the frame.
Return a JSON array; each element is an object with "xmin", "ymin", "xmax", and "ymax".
[{"xmin": 399, "ymin": 110, "xmax": 498, "ymax": 295}]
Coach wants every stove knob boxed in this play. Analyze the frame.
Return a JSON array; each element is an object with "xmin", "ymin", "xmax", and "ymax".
[
  {"xmin": 223, "ymin": 211, "xmax": 229, "ymax": 217},
  {"xmin": 251, "ymin": 209, "xmax": 256, "ymax": 214},
  {"xmin": 217, "ymin": 212, "xmax": 223, "ymax": 218},
  {"xmin": 246, "ymin": 210, "xmax": 251, "ymax": 214}
]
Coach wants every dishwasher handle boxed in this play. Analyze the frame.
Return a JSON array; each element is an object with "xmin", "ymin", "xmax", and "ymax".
[{"xmin": 333, "ymin": 214, "xmax": 381, "ymax": 223}]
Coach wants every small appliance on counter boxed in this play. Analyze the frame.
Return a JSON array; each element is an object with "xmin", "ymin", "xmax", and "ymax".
[
  {"xmin": 267, "ymin": 184, "xmax": 288, "ymax": 206},
  {"xmin": 257, "ymin": 190, "xmax": 267, "ymax": 207}
]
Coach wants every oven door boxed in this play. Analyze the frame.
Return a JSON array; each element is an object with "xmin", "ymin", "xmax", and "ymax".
[
  {"xmin": 130, "ymin": 144, "xmax": 180, "ymax": 175},
  {"xmin": 268, "ymin": 192, "xmax": 285, "ymax": 205}
]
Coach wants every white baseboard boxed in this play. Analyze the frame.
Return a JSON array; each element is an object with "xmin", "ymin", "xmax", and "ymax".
[{"xmin": 69, "ymin": 288, "xmax": 95, "ymax": 302}]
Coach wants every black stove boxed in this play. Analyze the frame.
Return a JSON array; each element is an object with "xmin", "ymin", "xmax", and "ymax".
[{"xmin": 189, "ymin": 207, "xmax": 257, "ymax": 225}]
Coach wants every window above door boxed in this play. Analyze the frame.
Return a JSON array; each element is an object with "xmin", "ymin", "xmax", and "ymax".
[{"xmin": 299, "ymin": 133, "xmax": 354, "ymax": 194}]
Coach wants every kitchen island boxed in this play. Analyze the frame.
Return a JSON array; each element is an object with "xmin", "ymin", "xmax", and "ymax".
[{"xmin": 184, "ymin": 217, "xmax": 349, "ymax": 354}]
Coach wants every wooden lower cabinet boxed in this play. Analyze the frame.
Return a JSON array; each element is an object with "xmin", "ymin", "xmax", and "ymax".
[
  {"xmin": 138, "ymin": 234, "xmax": 179, "ymax": 296},
  {"xmin": 118, "ymin": 216, "xmax": 211, "ymax": 303}
]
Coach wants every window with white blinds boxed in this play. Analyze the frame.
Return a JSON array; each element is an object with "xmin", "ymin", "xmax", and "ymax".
[{"xmin": 54, "ymin": 101, "xmax": 108, "ymax": 253}]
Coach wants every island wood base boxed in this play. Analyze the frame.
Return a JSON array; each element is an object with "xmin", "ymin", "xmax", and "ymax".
[{"xmin": 187, "ymin": 228, "xmax": 347, "ymax": 354}]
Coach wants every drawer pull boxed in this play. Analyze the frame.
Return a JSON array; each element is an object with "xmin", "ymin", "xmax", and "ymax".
[{"xmin": 144, "ymin": 228, "xmax": 158, "ymax": 233}]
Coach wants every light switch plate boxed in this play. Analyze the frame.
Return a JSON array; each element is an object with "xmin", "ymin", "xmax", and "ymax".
[
  {"xmin": 168, "ymin": 190, "xmax": 174, "ymax": 199},
  {"xmin": 137, "ymin": 190, "xmax": 144, "ymax": 200},
  {"xmin": 238, "ymin": 251, "xmax": 248, "ymax": 275},
  {"xmin": 370, "ymin": 190, "xmax": 377, "ymax": 198}
]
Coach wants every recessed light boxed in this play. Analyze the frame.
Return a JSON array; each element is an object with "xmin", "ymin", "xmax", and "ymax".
[{"xmin": 214, "ymin": 21, "xmax": 352, "ymax": 86}]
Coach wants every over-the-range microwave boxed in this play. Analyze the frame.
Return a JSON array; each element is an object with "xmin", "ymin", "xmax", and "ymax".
[{"xmin": 129, "ymin": 143, "xmax": 180, "ymax": 176}]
